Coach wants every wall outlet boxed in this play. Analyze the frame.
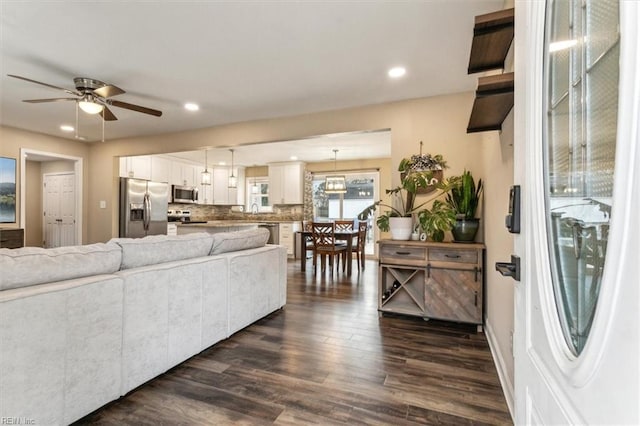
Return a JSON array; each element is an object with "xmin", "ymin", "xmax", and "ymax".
[{"xmin": 99, "ymin": 200, "xmax": 107, "ymax": 209}]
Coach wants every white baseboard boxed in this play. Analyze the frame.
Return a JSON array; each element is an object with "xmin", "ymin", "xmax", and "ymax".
[{"xmin": 484, "ymin": 319, "xmax": 515, "ymax": 421}]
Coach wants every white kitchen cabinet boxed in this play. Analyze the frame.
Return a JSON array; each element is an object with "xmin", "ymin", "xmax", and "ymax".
[
  {"xmin": 151, "ymin": 156, "xmax": 171, "ymax": 183},
  {"xmin": 268, "ymin": 162, "xmax": 305, "ymax": 205},
  {"xmin": 171, "ymin": 162, "xmax": 197, "ymax": 187},
  {"xmin": 211, "ymin": 166, "xmax": 245, "ymax": 205},
  {"xmin": 278, "ymin": 221, "xmax": 301, "ymax": 256},
  {"xmin": 119, "ymin": 155, "xmax": 151, "ymax": 180}
]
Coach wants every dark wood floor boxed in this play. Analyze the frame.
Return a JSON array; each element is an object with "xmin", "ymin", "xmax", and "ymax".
[{"xmin": 76, "ymin": 259, "xmax": 512, "ymax": 425}]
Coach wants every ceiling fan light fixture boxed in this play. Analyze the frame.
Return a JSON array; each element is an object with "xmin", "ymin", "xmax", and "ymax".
[{"xmin": 78, "ymin": 100, "xmax": 104, "ymax": 114}]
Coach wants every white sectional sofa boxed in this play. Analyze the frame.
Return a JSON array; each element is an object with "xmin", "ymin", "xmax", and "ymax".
[{"xmin": 0, "ymin": 229, "xmax": 286, "ymax": 425}]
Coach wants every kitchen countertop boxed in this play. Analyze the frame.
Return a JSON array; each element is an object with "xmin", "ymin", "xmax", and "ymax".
[
  {"xmin": 176, "ymin": 219, "xmax": 300, "ymax": 226},
  {"xmin": 176, "ymin": 221, "xmax": 271, "ymax": 227}
]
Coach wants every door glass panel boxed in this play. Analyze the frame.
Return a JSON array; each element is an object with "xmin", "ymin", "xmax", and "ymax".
[
  {"xmin": 312, "ymin": 172, "xmax": 378, "ymax": 255},
  {"xmin": 544, "ymin": 0, "xmax": 619, "ymax": 355}
]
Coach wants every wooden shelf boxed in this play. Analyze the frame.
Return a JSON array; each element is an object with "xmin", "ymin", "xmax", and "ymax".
[
  {"xmin": 468, "ymin": 8, "xmax": 514, "ymax": 74},
  {"xmin": 467, "ymin": 72, "xmax": 514, "ymax": 133}
]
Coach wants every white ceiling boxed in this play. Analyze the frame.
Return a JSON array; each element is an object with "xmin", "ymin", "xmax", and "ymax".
[{"xmin": 0, "ymin": 1, "xmax": 503, "ymax": 164}]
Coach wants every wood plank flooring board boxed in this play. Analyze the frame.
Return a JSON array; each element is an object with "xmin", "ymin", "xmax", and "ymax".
[{"xmin": 75, "ymin": 259, "xmax": 512, "ymax": 425}]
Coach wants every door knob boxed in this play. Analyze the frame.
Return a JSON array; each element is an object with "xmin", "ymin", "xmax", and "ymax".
[{"xmin": 495, "ymin": 255, "xmax": 520, "ymax": 281}]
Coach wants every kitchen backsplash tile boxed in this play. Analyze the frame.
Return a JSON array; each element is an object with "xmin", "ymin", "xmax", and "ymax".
[{"xmin": 169, "ymin": 203, "xmax": 304, "ymax": 222}]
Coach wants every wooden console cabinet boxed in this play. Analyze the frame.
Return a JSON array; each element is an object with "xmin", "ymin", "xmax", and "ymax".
[
  {"xmin": 378, "ymin": 240, "xmax": 485, "ymax": 330},
  {"xmin": 0, "ymin": 228, "xmax": 25, "ymax": 249}
]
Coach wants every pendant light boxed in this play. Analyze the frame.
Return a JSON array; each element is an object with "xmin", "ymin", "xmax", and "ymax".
[
  {"xmin": 251, "ymin": 176, "xmax": 259, "ymax": 194},
  {"xmin": 201, "ymin": 149, "xmax": 211, "ymax": 185},
  {"xmin": 228, "ymin": 149, "xmax": 237, "ymax": 188},
  {"xmin": 324, "ymin": 149, "xmax": 347, "ymax": 194}
]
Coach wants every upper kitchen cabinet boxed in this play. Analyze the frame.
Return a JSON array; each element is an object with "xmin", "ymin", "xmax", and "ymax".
[
  {"xmin": 119, "ymin": 155, "xmax": 151, "ymax": 180},
  {"xmin": 269, "ymin": 162, "xmax": 305, "ymax": 205},
  {"xmin": 171, "ymin": 161, "xmax": 197, "ymax": 187},
  {"xmin": 211, "ymin": 166, "xmax": 245, "ymax": 205},
  {"xmin": 151, "ymin": 156, "xmax": 171, "ymax": 183}
]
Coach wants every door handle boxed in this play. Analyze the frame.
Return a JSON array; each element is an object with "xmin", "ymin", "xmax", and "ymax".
[
  {"xmin": 495, "ymin": 255, "xmax": 521, "ymax": 281},
  {"xmin": 143, "ymin": 194, "xmax": 151, "ymax": 231}
]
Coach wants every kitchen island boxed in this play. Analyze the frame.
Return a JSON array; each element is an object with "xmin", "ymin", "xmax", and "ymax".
[{"xmin": 176, "ymin": 221, "xmax": 265, "ymax": 235}]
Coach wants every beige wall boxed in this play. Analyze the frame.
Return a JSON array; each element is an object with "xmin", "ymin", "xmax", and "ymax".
[
  {"xmin": 0, "ymin": 126, "xmax": 90, "ymax": 240},
  {"xmin": 41, "ymin": 160, "xmax": 75, "ymax": 174},
  {"xmin": 25, "ymin": 160, "xmax": 42, "ymax": 246},
  {"xmin": 479, "ymin": 0, "xmax": 516, "ymax": 411}
]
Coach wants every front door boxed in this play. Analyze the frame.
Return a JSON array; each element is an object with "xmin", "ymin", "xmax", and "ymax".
[{"xmin": 513, "ymin": 1, "xmax": 639, "ymax": 424}]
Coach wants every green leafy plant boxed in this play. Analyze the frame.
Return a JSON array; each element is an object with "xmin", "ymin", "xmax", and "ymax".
[
  {"xmin": 398, "ymin": 153, "xmax": 448, "ymax": 173},
  {"xmin": 358, "ymin": 161, "xmax": 454, "ymax": 233},
  {"xmin": 446, "ymin": 170, "xmax": 483, "ymax": 219},
  {"xmin": 417, "ymin": 200, "xmax": 456, "ymax": 242}
]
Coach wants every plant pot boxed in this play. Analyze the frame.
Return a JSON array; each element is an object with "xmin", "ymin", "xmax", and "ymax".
[
  {"xmin": 400, "ymin": 169, "xmax": 443, "ymax": 194},
  {"xmin": 451, "ymin": 218, "xmax": 480, "ymax": 242},
  {"xmin": 389, "ymin": 217, "xmax": 413, "ymax": 240},
  {"xmin": 430, "ymin": 229, "xmax": 445, "ymax": 242}
]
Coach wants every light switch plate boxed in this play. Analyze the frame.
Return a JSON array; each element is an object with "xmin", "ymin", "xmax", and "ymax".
[{"xmin": 99, "ymin": 200, "xmax": 107, "ymax": 209}]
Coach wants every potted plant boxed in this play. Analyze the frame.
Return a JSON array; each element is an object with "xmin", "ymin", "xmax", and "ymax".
[
  {"xmin": 358, "ymin": 158, "xmax": 453, "ymax": 240},
  {"xmin": 417, "ymin": 199, "xmax": 456, "ymax": 242},
  {"xmin": 446, "ymin": 170, "xmax": 483, "ymax": 242},
  {"xmin": 398, "ymin": 144, "xmax": 448, "ymax": 194}
]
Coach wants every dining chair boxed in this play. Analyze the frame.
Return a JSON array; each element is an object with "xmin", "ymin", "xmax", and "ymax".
[
  {"xmin": 343, "ymin": 220, "xmax": 368, "ymax": 272},
  {"xmin": 311, "ymin": 222, "xmax": 348, "ymax": 275},
  {"xmin": 334, "ymin": 220, "xmax": 355, "ymax": 232},
  {"xmin": 335, "ymin": 220, "xmax": 355, "ymax": 272},
  {"xmin": 353, "ymin": 220, "xmax": 368, "ymax": 271},
  {"xmin": 302, "ymin": 220, "xmax": 316, "ymax": 269}
]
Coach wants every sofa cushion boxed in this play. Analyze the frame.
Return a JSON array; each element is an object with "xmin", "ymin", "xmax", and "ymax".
[
  {"xmin": 210, "ymin": 228, "xmax": 269, "ymax": 255},
  {"xmin": 111, "ymin": 233, "xmax": 214, "ymax": 270},
  {"xmin": 0, "ymin": 243, "xmax": 122, "ymax": 291}
]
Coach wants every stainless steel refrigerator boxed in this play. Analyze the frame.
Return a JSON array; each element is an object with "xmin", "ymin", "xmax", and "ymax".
[{"xmin": 119, "ymin": 177, "xmax": 169, "ymax": 238}]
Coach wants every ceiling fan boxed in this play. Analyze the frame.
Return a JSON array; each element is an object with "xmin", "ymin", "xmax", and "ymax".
[{"xmin": 7, "ymin": 74, "xmax": 163, "ymax": 121}]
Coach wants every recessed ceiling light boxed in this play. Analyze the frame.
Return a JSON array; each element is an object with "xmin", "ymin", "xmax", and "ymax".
[
  {"xmin": 290, "ymin": 156, "xmax": 298, "ymax": 161},
  {"xmin": 218, "ymin": 161, "xmax": 226, "ymax": 166},
  {"xmin": 388, "ymin": 66, "xmax": 406, "ymax": 78},
  {"xmin": 60, "ymin": 125, "xmax": 74, "ymax": 132},
  {"xmin": 184, "ymin": 103, "xmax": 199, "ymax": 111}
]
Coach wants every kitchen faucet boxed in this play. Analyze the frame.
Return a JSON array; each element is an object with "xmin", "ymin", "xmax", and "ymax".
[{"xmin": 251, "ymin": 203, "xmax": 259, "ymax": 214}]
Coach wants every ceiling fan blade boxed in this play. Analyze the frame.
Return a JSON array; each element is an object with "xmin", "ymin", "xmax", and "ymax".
[
  {"xmin": 23, "ymin": 98, "xmax": 77, "ymax": 103},
  {"xmin": 100, "ymin": 106, "xmax": 118, "ymax": 121},
  {"xmin": 93, "ymin": 84, "xmax": 125, "ymax": 98},
  {"xmin": 109, "ymin": 99, "xmax": 162, "ymax": 117},
  {"xmin": 8, "ymin": 74, "xmax": 80, "ymax": 96}
]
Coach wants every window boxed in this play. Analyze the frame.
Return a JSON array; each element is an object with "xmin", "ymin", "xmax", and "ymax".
[
  {"xmin": 543, "ymin": 0, "xmax": 619, "ymax": 355},
  {"xmin": 246, "ymin": 177, "xmax": 272, "ymax": 213},
  {"xmin": 312, "ymin": 171, "xmax": 378, "ymax": 255}
]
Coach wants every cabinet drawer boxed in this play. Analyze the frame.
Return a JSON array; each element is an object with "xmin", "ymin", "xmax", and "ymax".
[
  {"xmin": 0, "ymin": 229, "xmax": 24, "ymax": 249},
  {"xmin": 380, "ymin": 244, "xmax": 427, "ymax": 265},
  {"xmin": 428, "ymin": 247, "xmax": 478, "ymax": 264}
]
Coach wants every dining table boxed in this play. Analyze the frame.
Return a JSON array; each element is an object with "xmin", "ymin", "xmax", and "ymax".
[{"xmin": 297, "ymin": 229, "xmax": 360, "ymax": 275}]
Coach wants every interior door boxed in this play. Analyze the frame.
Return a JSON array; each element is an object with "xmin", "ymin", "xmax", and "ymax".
[
  {"xmin": 513, "ymin": 1, "xmax": 639, "ymax": 424},
  {"xmin": 43, "ymin": 173, "xmax": 76, "ymax": 248}
]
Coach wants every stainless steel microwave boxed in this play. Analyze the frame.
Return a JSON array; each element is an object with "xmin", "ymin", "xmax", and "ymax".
[{"xmin": 171, "ymin": 185, "xmax": 198, "ymax": 203}]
